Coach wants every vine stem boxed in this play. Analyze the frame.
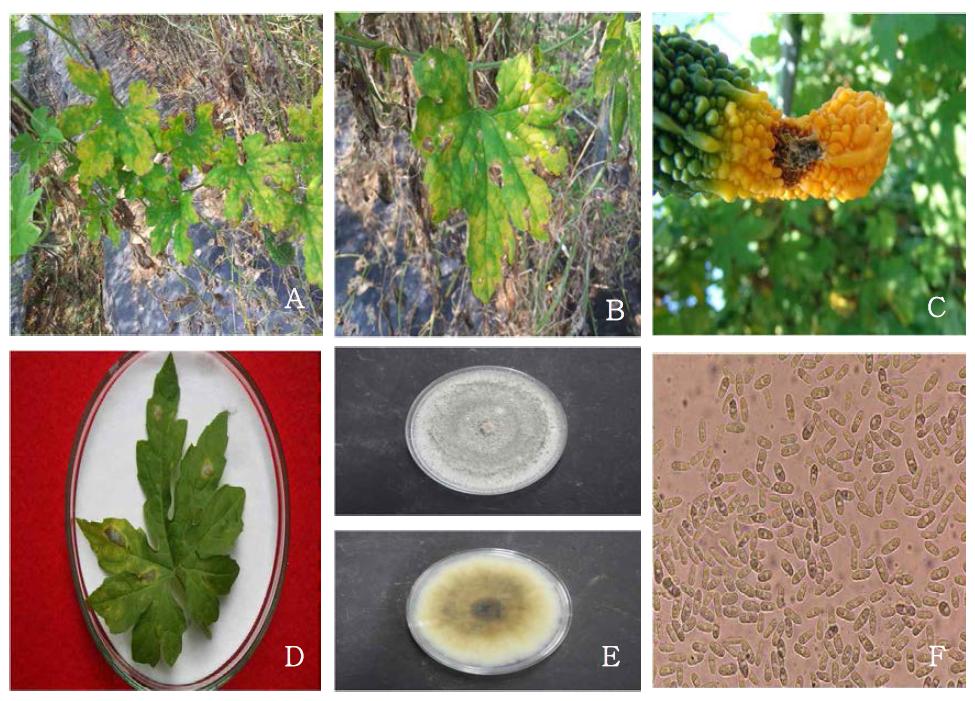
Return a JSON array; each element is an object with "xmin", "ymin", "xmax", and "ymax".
[
  {"xmin": 30, "ymin": 14, "xmax": 88, "ymax": 64},
  {"xmin": 335, "ymin": 20, "xmax": 596, "ymax": 70},
  {"xmin": 31, "ymin": 14, "xmax": 127, "ymax": 110}
]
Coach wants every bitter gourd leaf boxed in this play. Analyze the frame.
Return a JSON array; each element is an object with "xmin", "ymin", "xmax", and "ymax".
[
  {"xmin": 77, "ymin": 354, "xmax": 244, "ymax": 666},
  {"xmin": 285, "ymin": 87, "xmax": 324, "ymax": 286},
  {"xmin": 81, "ymin": 193, "xmax": 122, "ymax": 246},
  {"xmin": 287, "ymin": 175, "xmax": 323, "ymax": 287},
  {"xmin": 10, "ymin": 21, "xmax": 32, "ymax": 82},
  {"xmin": 412, "ymin": 47, "xmax": 569, "ymax": 303},
  {"xmin": 205, "ymin": 134, "xmax": 290, "ymax": 230},
  {"xmin": 159, "ymin": 103, "xmax": 222, "ymax": 173},
  {"xmin": 10, "ymin": 168, "xmax": 43, "ymax": 259},
  {"xmin": 13, "ymin": 107, "xmax": 65, "ymax": 171},
  {"xmin": 65, "ymin": 60, "xmax": 160, "ymax": 185},
  {"xmin": 594, "ymin": 14, "xmax": 641, "ymax": 167}
]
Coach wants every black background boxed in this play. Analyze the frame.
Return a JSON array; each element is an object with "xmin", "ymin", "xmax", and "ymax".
[
  {"xmin": 335, "ymin": 347, "xmax": 640, "ymax": 514},
  {"xmin": 334, "ymin": 531, "xmax": 641, "ymax": 690}
]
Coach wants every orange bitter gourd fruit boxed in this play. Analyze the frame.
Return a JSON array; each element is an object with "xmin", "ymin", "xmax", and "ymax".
[{"xmin": 653, "ymin": 26, "xmax": 892, "ymax": 202}]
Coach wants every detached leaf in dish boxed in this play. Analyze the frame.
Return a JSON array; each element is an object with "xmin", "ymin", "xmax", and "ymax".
[
  {"xmin": 411, "ymin": 47, "xmax": 569, "ymax": 303},
  {"xmin": 76, "ymin": 353, "xmax": 245, "ymax": 666}
]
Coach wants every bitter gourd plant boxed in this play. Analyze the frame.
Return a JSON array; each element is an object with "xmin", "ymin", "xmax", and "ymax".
[
  {"xmin": 653, "ymin": 26, "xmax": 893, "ymax": 202},
  {"xmin": 594, "ymin": 13, "xmax": 641, "ymax": 168},
  {"xmin": 412, "ymin": 47, "xmax": 569, "ymax": 303},
  {"xmin": 10, "ymin": 23, "xmax": 323, "ymax": 288}
]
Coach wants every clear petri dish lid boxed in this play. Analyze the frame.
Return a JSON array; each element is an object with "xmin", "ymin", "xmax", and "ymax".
[
  {"xmin": 405, "ymin": 366, "xmax": 568, "ymax": 495},
  {"xmin": 406, "ymin": 548, "xmax": 572, "ymax": 675}
]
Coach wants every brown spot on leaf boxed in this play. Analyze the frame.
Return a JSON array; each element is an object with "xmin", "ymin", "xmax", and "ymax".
[
  {"xmin": 104, "ymin": 526, "xmax": 126, "ymax": 547},
  {"xmin": 489, "ymin": 162, "xmax": 503, "ymax": 188}
]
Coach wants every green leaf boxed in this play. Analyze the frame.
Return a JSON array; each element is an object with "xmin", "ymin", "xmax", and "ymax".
[
  {"xmin": 177, "ymin": 553, "xmax": 239, "ymax": 635},
  {"xmin": 10, "ymin": 168, "xmax": 43, "ymax": 259},
  {"xmin": 78, "ymin": 354, "xmax": 244, "ymax": 666},
  {"xmin": 411, "ymin": 47, "xmax": 569, "ymax": 302},
  {"xmin": 264, "ymin": 230, "xmax": 296, "ymax": 268},
  {"xmin": 135, "ymin": 353, "xmax": 186, "ymax": 563},
  {"xmin": 205, "ymin": 134, "xmax": 290, "ymax": 229},
  {"xmin": 287, "ymin": 88, "xmax": 323, "ymax": 179},
  {"xmin": 12, "ymin": 107, "xmax": 66, "ymax": 171},
  {"xmin": 593, "ymin": 14, "xmax": 640, "ymax": 166},
  {"xmin": 145, "ymin": 187, "xmax": 199, "ymax": 263},
  {"xmin": 336, "ymin": 12, "xmax": 362, "ymax": 28},
  {"xmin": 160, "ymin": 103, "xmax": 222, "ymax": 172},
  {"xmin": 287, "ymin": 176, "xmax": 323, "ymax": 286},
  {"xmin": 10, "ymin": 21, "xmax": 32, "ymax": 82},
  {"xmin": 285, "ymin": 88, "xmax": 324, "ymax": 286},
  {"xmin": 610, "ymin": 83, "xmax": 628, "ymax": 147}
]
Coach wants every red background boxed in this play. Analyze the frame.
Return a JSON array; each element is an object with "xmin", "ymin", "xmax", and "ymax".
[{"xmin": 10, "ymin": 351, "xmax": 321, "ymax": 690}]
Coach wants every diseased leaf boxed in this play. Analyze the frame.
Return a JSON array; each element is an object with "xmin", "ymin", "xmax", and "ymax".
[
  {"xmin": 146, "ymin": 188, "xmax": 199, "ymax": 263},
  {"xmin": 135, "ymin": 353, "xmax": 186, "ymax": 562},
  {"xmin": 178, "ymin": 553, "xmax": 239, "ymax": 635},
  {"xmin": 11, "ymin": 168, "xmax": 43, "ymax": 259},
  {"xmin": 411, "ymin": 47, "xmax": 569, "ymax": 302},
  {"xmin": 77, "ymin": 354, "xmax": 244, "ymax": 666},
  {"xmin": 205, "ymin": 134, "xmax": 290, "ymax": 229},
  {"xmin": 64, "ymin": 60, "xmax": 160, "ymax": 184},
  {"xmin": 160, "ymin": 103, "xmax": 222, "ymax": 173}
]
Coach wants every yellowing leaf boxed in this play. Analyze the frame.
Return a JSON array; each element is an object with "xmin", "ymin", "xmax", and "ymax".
[
  {"xmin": 411, "ymin": 47, "xmax": 569, "ymax": 303},
  {"xmin": 205, "ymin": 134, "xmax": 290, "ymax": 229},
  {"xmin": 63, "ymin": 61, "xmax": 160, "ymax": 184}
]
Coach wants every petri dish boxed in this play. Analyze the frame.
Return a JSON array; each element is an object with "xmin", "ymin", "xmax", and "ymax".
[
  {"xmin": 405, "ymin": 366, "xmax": 567, "ymax": 495},
  {"xmin": 65, "ymin": 352, "xmax": 289, "ymax": 690},
  {"xmin": 407, "ymin": 548, "xmax": 572, "ymax": 675}
]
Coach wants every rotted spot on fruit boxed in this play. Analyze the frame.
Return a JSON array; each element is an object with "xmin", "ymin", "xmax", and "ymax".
[
  {"xmin": 546, "ymin": 98, "xmax": 556, "ymax": 111},
  {"xmin": 772, "ymin": 123, "xmax": 823, "ymax": 187}
]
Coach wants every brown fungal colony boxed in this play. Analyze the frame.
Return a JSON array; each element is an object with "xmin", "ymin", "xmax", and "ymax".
[{"xmin": 653, "ymin": 354, "xmax": 966, "ymax": 687}]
